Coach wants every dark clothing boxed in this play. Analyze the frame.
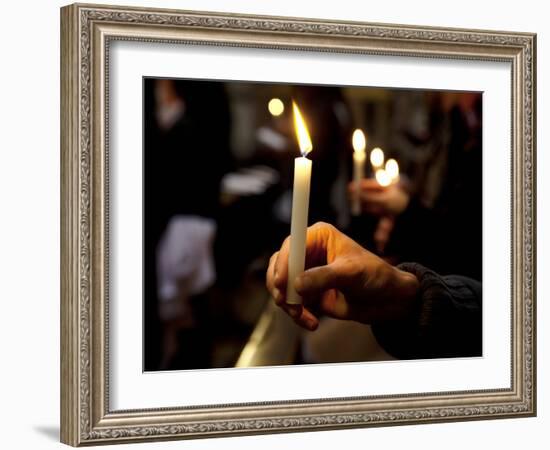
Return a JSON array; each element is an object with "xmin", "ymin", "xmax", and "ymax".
[
  {"xmin": 389, "ymin": 102, "xmax": 483, "ymax": 281},
  {"xmin": 143, "ymin": 79, "xmax": 232, "ymax": 371},
  {"xmin": 292, "ymin": 86, "xmax": 352, "ymax": 224},
  {"xmin": 144, "ymin": 80, "xmax": 232, "ymax": 239},
  {"xmin": 392, "ymin": 175, "xmax": 482, "ymax": 281},
  {"xmin": 372, "ymin": 262, "xmax": 482, "ymax": 359}
]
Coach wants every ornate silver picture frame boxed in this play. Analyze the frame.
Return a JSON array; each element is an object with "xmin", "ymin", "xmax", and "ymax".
[{"xmin": 60, "ymin": 3, "xmax": 536, "ymax": 446}]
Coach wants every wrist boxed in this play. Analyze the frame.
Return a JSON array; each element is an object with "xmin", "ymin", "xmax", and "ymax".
[{"xmin": 395, "ymin": 268, "xmax": 420, "ymax": 318}]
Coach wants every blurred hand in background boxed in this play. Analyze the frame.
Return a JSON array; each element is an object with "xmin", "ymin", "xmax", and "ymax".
[{"xmin": 348, "ymin": 178, "xmax": 410, "ymax": 217}]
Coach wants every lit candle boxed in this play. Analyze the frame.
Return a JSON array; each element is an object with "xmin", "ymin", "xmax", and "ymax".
[
  {"xmin": 375, "ymin": 158, "xmax": 399, "ymax": 187},
  {"xmin": 287, "ymin": 102, "xmax": 313, "ymax": 305},
  {"xmin": 370, "ymin": 147, "xmax": 384, "ymax": 171},
  {"xmin": 351, "ymin": 129, "xmax": 366, "ymax": 216},
  {"xmin": 385, "ymin": 158, "xmax": 400, "ymax": 183},
  {"xmin": 375, "ymin": 168, "xmax": 392, "ymax": 187}
]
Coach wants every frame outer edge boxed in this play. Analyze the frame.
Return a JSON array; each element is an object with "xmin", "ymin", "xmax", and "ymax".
[
  {"xmin": 92, "ymin": 13, "xmax": 109, "ymax": 429},
  {"xmin": 61, "ymin": 3, "xmax": 80, "ymax": 447},
  {"xmin": 527, "ymin": 33, "xmax": 536, "ymax": 416},
  {"xmin": 61, "ymin": 2, "xmax": 537, "ymax": 445},
  {"xmin": 532, "ymin": 33, "xmax": 537, "ymax": 417}
]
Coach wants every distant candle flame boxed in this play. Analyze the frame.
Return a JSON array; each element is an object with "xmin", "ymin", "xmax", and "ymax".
[
  {"xmin": 370, "ymin": 147, "xmax": 384, "ymax": 168},
  {"xmin": 385, "ymin": 158, "xmax": 399, "ymax": 181},
  {"xmin": 268, "ymin": 98, "xmax": 285, "ymax": 116},
  {"xmin": 352, "ymin": 129, "xmax": 366, "ymax": 154},
  {"xmin": 375, "ymin": 169, "xmax": 392, "ymax": 187},
  {"xmin": 292, "ymin": 101, "xmax": 313, "ymax": 156}
]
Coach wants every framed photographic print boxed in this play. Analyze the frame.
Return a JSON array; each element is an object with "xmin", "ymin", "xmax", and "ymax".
[{"xmin": 60, "ymin": 2, "xmax": 536, "ymax": 446}]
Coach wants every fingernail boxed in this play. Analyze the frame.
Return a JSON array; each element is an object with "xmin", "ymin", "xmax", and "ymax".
[
  {"xmin": 305, "ymin": 319, "xmax": 318, "ymax": 331},
  {"xmin": 288, "ymin": 306, "xmax": 301, "ymax": 319},
  {"xmin": 272, "ymin": 288, "xmax": 281, "ymax": 302}
]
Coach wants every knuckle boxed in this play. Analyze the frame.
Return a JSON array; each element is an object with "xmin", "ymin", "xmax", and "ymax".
[
  {"xmin": 371, "ymin": 262, "xmax": 393, "ymax": 288},
  {"xmin": 311, "ymin": 221, "xmax": 335, "ymax": 232},
  {"xmin": 273, "ymin": 272, "xmax": 283, "ymax": 289},
  {"xmin": 269, "ymin": 251, "xmax": 278, "ymax": 264}
]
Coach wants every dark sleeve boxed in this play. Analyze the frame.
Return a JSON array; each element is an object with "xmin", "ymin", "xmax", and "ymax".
[{"xmin": 371, "ymin": 262, "xmax": 482, "ymax": 360}]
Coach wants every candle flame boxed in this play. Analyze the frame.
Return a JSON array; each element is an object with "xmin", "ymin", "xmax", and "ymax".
[
  {"xmin": 268, "ymin": 98, "xmax": 285, "ymax": 116},
  {"xmin": 375, "ymin": 169, "xmax": 392, "ymax": 187},
  {"xmin": 370, "ymin": 147, "xmax": 384, "ymax": 168},
  {"xmin": 292, "ymin": 101, "xmax": 313, "ymax": 156},
  {"xmin": 352, "ymin": 129, "xmax": 366, "ymax": 154},
  {"xmin": 385, "ymin": 158, "xmax": 399, "ymax": 181}
]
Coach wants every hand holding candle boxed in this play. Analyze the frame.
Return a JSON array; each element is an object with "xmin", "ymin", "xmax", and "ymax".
[
  {"xmin": 287, "ymin": 101, "xmax": 313, "ymax": 305},
  {"xmin": 266, "ymin": 222, "xmax": 420, "ymax": 330},
  {"xmin": 360, "ymin": 160, "xmax": 408, "ymax": 216},
  {"xmin": 349, "ymin": 145, "xmax": 404, "ymax": 215}
]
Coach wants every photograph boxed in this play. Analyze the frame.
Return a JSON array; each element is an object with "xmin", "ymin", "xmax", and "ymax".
[{"xmin": 143, "ymin": 78, "xmax": 483, "ymax": 372}]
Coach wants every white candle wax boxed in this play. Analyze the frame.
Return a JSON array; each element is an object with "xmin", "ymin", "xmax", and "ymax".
[
  {"xmin": 351, "ymin": 129, "xmax": 367, "ymax": 216},
  {"xmin": 287, "ymin": 156, "xmax": 312, "ymax": 305},
  {"xmin": 352, "ymin": 149, "xmax": 366, "ymax": 216}
]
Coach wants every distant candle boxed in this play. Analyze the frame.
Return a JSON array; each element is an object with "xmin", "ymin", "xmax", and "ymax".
[
  {"xmin": 287, "ymin": 102, "xmax": 313, "ymax": 305},
  {"xmin": 375, "ymin": 168, "xmax": 392, "ymax": 187},
  {"xmin": 385, "ymin": 158, "xmax": 399, "ymax": 183},
  {"xmin": 268, "ymin": 98, "xmax": 285, "ymax": 116},
  {"xmin": 370, "ymin": 147, "xmax": 384, "ymax": 170},
  {"xmin": 351, "ymin": 129, "xmax": 367, "ymax": 216}
]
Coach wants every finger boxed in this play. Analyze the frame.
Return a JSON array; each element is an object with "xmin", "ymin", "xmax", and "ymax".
[
  {"xmin": 274, "ymin": 222, "xmax": 338, "ymax": 301},
  {"xmin": 359, "ymin": 191, "xmax": 387, "ymax": 205},
  {"xmin": 348, "ymin": 179, "xmax": 385, "ymax": 194},
  {"xmin": 319, "ymin": 289, "xmax": 352, "ymax": 320},
  {"xmin": 378, "ymin": 216, "xmax": 395, "ymax": 232},
  {"xmin": 266, "ymin": 252, "xmax": 284, "ymax": 304},
  {"xmin": 360, "ymin": 178, "xmax": 386, "ymax": 191},
  {"xmin": 276, "ymin": 223, "xmax": 333, "ymax": 290},
  {"xmin": 304, "ymin": 222, "xmax": 334, "ymax": 267},
  {"xmin": 296, "ymin": 306, "xmax": 320, "ymax": 331},
  {"xmin": 374, "ymin": 230, "xmax": 389, "ymax": 254},
  {"xmin": 266, "ymin": 252, "xmax": 277, "ymax": 292},
  {"xmin": 291, "ymin": 305, "xmax": 320, "ymax": 331},
  {"xmin": 294, "ymin": 262, "xmax": 346, "ymax": 298},
  {"xmin": 279, "ymin": 302, "xmax": 302, "ymax": 319},
  {"xmin": 277, "ymin": 302, "xmax": 318, "ymax": 330},
  {"xmin": 273, "ymin": 237, "xmax": 290, "ymax": 291}
]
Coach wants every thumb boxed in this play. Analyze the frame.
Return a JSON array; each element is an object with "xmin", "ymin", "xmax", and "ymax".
[{"xmin": 294, "ymin": 262, "xmax": 345, "ymax": 297}]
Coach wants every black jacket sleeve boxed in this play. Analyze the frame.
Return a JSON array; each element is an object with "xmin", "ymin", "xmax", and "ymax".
[{"xmin": 371, "ymin": 262, "xmax": 482, "ymax": 360}]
